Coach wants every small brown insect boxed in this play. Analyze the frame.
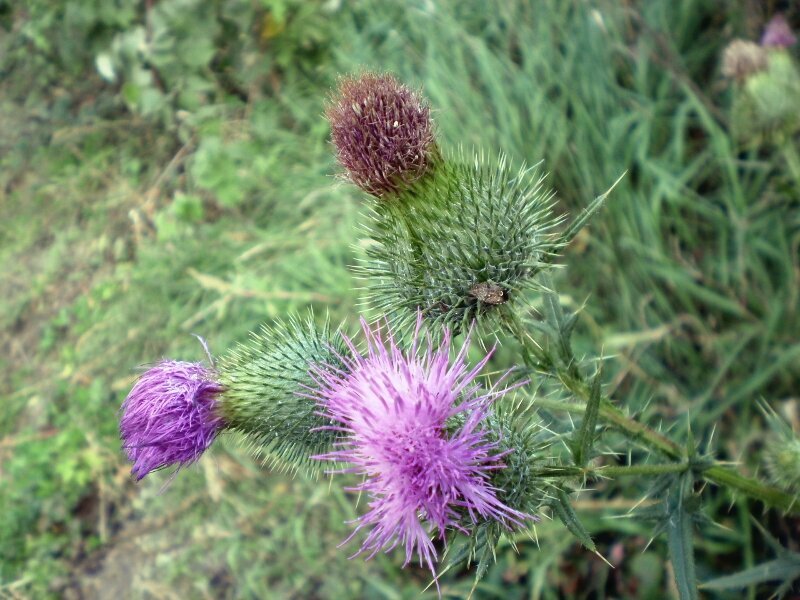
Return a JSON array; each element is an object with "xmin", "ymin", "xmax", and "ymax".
[{"xmin": 468, "ymin": 282, "xmax": 508, "ymax": 305}]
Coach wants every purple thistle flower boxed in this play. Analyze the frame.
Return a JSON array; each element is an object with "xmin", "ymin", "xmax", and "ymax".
[
  {"xmin": 325, "ymin": 72, "xmax": 437, "ymax": 197},
  {"xmin": 120, "ymin": 360, "xmax": 225, "ymax": 480},
  {"xmin": 312, "ymin": 319, "xmax": 530, "ymax": 577},
  {"xmin": 761, "ymin": 14, "xmax": 797, "ymax": 48}
]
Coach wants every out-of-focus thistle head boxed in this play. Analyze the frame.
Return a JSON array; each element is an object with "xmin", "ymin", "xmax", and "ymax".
[
  {"xmin": 120, "ymin": 360, "xmax": 225, "ymax": 480},
  {"xmin": 761, "ymin": 403, "xmax": 800, "ymax": 495},
  {"xmin": 724, "ymin": 33, "xmax": 800, "ymax": 143},
  {"xmin": 722, "ymin": 40, "xmax": 768, "ymax": 81},
  {"xmin": 312, "ymin": 318, "xmax": 532, "ymax": 578},
  {"xmin": 361, "ymin": 154, "xmax": 561, "ymax": 336},
  {"xmin": 217, "ymin": 315, "xmax": 350, "ymax": 472},
  {"xmin": 761, "ymin": 14, "xmax": 797, "ymax": 49},
  {"xmin": 326, "ymin": 72, "xmax": 437, "ymax": 197}
]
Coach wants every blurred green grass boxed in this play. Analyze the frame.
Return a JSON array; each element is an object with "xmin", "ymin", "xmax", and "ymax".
[{"xmin": 1, "ymin": 1, "xmax": 798, "ymax": 598}]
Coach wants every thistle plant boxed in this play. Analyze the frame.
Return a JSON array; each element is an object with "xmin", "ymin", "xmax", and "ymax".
[{"xmin": 119, "ymin": 69, "xmax": 800, "ymax": 598}]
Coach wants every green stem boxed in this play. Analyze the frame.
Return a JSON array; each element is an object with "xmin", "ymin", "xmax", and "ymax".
[
  {"xmin": 535, "ymin": 397, "xmax": 681, "ymax": 459},
  {"xmin": 534, "ymin": 463, "xmax": 689, "ymax": 479},
  {"xmin": 704, "ymin": 466, "xmax": 799, "ymax": 514},
  {"xmin": 535, "ymin": 398, "xmax": 800, "ymax": 514},
  {"xmin": 782, "ymin": 142, "xmax": 800, "ymax": 186}
]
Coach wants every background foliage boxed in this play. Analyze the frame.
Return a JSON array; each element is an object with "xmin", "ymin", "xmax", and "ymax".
[{"xmin": 1, "ymin": 0, "xmax": 798, "ymax": 598}]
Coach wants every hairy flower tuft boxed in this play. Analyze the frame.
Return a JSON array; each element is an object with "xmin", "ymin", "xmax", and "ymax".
[
  {"xmin": 326, "ymin": 72, "xmax": 437, "ymax": 197},
  {"xmin": 761, "ymin": 14, "xmax": 796, "ymax": 48},
  {"xmin": 120, "ymin": 360, "xmax": 224, "ymax": 480},
  {"xmin": 313, "ymin": 318, "xmax": 531, "ymax": 576}
]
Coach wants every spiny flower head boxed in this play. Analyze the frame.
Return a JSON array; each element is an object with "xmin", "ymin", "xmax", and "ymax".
[
  {"xmin": 313, "ymin": 318, "xmax": 530, "ymax": 576},
  {"xmin": 217, "ymin": 315, "xmax": 350, "ymax": 473},
  {"xmin": 761, "ymin": 14, "xmax": 796, "ymax": 48},
  {"xmin": 361, "ymin": 154, "xmax": 561, "ymax": 336},
  {"xmin": 120, "ymin": 360, "xmax": 224, "ymax": 480},
  {"xmin": 326, "ymin": 72, "xmax": 437, "ymax": 197}
]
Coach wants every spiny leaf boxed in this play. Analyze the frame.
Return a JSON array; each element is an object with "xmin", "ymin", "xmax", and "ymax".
[
  {"xmin": 665, "ymin": 477, "xmax": 699, "ymax": 600},
  {"xmin": 700, "ymin": 557, "xmax": 800, "ymax": 593},
  {"xmin": 556, "ymin": 171, "xmax": 625, "ymax": 247},
  {"xmin": 570, "ymin": 365, "xmax": 603, "ymax": 467},
  {"xmin": 551, "ymin": 488, "xmax": 596, "ymax": 553},
  {"xmin": 560, "ymin": 311, "xmax": 579, "ymax": 347},
  {"xmin": 537, "ymin": 271, "xmax": 577, "ymax": 366}
]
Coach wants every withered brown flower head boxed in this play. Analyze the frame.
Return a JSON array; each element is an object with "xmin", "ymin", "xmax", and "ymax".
[
  {"xmin": 325, "ymin": 72, "xmax": 436, "ymax": 197},
  {"xmin": 722, "ymin": 39, "xmax": 768, "ymax": 81}
]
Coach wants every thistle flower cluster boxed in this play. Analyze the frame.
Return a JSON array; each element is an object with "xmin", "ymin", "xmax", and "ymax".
[
  {"xmin": 120, "ymin": 318, "xmax": 543, "ymax": 582},
  {"xmin": 120, "ymin": 70, "xmax": 569, "ymax": 586}
]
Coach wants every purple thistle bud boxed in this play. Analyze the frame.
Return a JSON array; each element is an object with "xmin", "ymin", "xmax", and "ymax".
[
  {"xmin": 120, "ymin": 360, "xmax": 225, "ymax": 480},
  {"xmin": 325, "ymin": 72, "xmax": 437, "ymax": 197},
  {"xmin": 761, "ymin": 14, "xmax": 797, "ymax": 48},
  {"xmin": 312, "ymin": 318, "xmax": 531, "ymax": 578}
]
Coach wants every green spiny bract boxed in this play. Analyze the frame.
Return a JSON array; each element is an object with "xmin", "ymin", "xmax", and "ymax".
[
  {"xmin": 486, "ymin": 398, "xmax": 554, "ymax": 518},
  {"xmin": 360, "ymin": 154, "xmax": 562, "ymax": 337},
  {"xmin": 446, "ymin": 397, "xmax": 554, "ymax": 581},
  {"xmin": 217, "ymin": 315, "xmax": 349, "ymax": 473}
]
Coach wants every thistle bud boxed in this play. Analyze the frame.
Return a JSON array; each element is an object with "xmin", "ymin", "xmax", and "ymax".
[
  {"xmin": 761, "ymin": 15, "xmax": 796, "ymax": 49},
  {"xmin": 361, "ymin": 155, "xmax": 561, "ymax": 335},
  {"xmin": 326, "ymin": 72, "xmax": 437, "ymax": 197},
  {"xmin": 216, "ymin": 316, "xmax": 350, "ymax": 471},
  {"xmin": 120, "ymin": 360, "xmax": 225, "ymax": 480}
]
